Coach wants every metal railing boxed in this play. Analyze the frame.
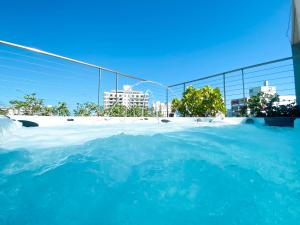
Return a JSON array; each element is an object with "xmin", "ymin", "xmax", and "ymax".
[
  {"xmin": 1, "ymin": 40, "xmax": 296, "ymax": 118},
  {"xmin": 0, "ymin": 40, "xmax": 170, "ymax": 117},
  {"xmin": 167, "ymin": 57, "xmax": 296, "ymax": 116}
]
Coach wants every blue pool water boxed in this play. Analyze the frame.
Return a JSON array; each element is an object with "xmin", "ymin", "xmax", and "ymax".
[{"xmin": 0, "ymin": 121, "xmax": 300, "ymax": 225}]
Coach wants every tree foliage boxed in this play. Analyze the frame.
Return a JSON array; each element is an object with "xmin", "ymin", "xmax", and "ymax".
[
  {"xmin": 8, "ymin": 93, "xmax": 166, "ymax": 117},
  {"xmin": 127, "ymin": 105, "xmax": 143, "ymax": 117},
  {"xmin": 106, "ymin": 104, "xmax": 127, "ymax": 117},
  {"xmin": 247, "ymin": 92, "xmax": 277, "ymax": 117},
  {"xmin": 171, "ymin": 86, "xmax": 226, "ymax": 117},
  {"xmin": 41, "ymin": 106, "xmax": 55, "ymax": 116},
  {"xmin": 0, "ymin": 108, "xmax": 8, "ymax": 116},
  {"xmin": 10, "ymin": 93, "xmax": 44, "ymax": 115},
  {"xmin": 55, "ymin": 102, "xmax": 71, "ymax": 116},
  {"xmin": 103, "ymin": 105, "xmax": 159, "ymax": 117},
  {"xmin": 74, "ymin": 102, "xmax": 99, "ymax": 116},
  {"xmin": 9, "ymin": 93, "xmax": 70, "ymax": 116},
  {"xmin": 247, "ymin": 92, "xmax": 300, "ymax": 117}
]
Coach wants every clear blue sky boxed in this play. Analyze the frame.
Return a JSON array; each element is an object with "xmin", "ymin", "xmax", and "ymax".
[{"xmin": 0, "ymin": 0, "xmax": 294, "ymax": 107}]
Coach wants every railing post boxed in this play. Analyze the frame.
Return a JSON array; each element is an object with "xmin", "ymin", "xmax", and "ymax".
[
  {"xmin": 97, "ymin": 69, "xmax": 102, "ymax": 116},
  {"xmin": 115, "ymin": 72, "xmax": 118, "ymax": 105},
  {"xmin": 242, "ymin": 69, "xmax": 246, "ymax": 100},
  {"xmin": 223, "ymin": 73, "xmax": 226, "ymax": 107},
  {"xmin": 166, "ymin": 88, "xmax": 169, "ymax": 117}
]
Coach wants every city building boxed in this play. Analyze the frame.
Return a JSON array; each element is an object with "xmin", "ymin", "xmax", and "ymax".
[
  {"xmin": 249, "ymin": 80, "xmax": 276, "ymax": 97},
  {"xmin": 231, "ymin": 81, "xmax": 276, "ymax": 116},
  {"xmin": 152, "ymin": 101, "xmax": 172, "ymax": 117},
  {"xmin": 276, "ymin": 96, "xmax": 296, "ymax": 106},
  {"xmin": 230, "ymin": 98, "xmax": 249, "ymax": 117},
  {"xmin": 230, "ymin": 81, "xmax": 295, "ymax": 116},
  {"xmin": 104, "ymin": 85, "xmax": 149, "ymax": 110}
]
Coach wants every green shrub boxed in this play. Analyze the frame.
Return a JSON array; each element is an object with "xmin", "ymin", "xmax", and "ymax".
[
  {"xmin": 171, "ymin": 86, "xmax": 226, "ymax": 117},
  {"xmin": 247, "ymin": 92, "xmax": 299, "ymax": 117}
]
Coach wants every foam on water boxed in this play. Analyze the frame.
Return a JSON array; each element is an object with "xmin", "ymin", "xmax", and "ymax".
[
  {"xmin": 0, "ymin": 116, "xmax": 300, "ymax": 225},
  {"xmin": 0, "ymin": 116, "xmax": 237, "ymax": 150},
  {"xmin": 0, "ymin": 116, "xmax": 22, "ymax": 138}
]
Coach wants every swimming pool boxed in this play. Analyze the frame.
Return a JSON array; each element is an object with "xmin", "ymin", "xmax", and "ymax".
[{"xmin": 0, "ymin": 116, "xmax": 299, "ymax": 225}]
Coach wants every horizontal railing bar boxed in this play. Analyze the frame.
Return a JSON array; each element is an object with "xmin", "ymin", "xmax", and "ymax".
[
  {"xmin": 0, "ymin": 54, "xmax": 97, "ymax": 72},
  {"xmin": 225, "ymin": 93, "xmax": 243, "ymax": 97},
  {"xmin": 0, "ymin": 49, "xmax": 94, "ymax": 73},
  {"xmin": 244, "ymin": 70, "xmax": 294, "ymax": 80},
  {"xmin": 244, "ymin": 77, "xmax": 295, "ymax": 86},
  {"xmin": 186, "ymin": 78, "xmax": 223, "ymax": 85},
  {"xmin": 244, "ymin": 63, "xmax": 293, "ymax": 75},
  {"xmin": 186, "ymin": 82, "xmax": 223, "ymax": 88},
  {"xmin": 169, "ymin": 73, "xmax": 224, "ymax": 87},
  {"xmin": 225, "ymin": 87, "xmax": 244, "ymax": 93},
  {"xmin": 0, "ymin": 77, "xmax": 76, "ymax": 89},
  {"xmin": 276, "ymin": 88, "xmax": 296, "ymax": 92},
  {"xmin": 0, "ymin": 57, "xmax": 97, "ymax": 78},
  {"xmin": 225, "ymin": 83, "xmax": 245, "ymax": 89},
  {"xmin": 0, "ymin": 64, "xmax": 96, "ymax": 81},
  {"xmin": 0, "ymin": 40, "xmax": 146, "ymax": 81},
  {"xmin": 168, "ymin": 57, "xmax": 293, "ymax": 87}
]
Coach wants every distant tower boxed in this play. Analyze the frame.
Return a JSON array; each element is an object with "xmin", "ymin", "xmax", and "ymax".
[{"xmin": 291, "ymin": 0, "xmax": 300, "ymax": 104}]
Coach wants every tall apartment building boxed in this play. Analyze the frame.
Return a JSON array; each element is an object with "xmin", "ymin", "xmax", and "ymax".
[{"xmin": 104, "ymin": 85, "xmax": 149, "ymax": 110}]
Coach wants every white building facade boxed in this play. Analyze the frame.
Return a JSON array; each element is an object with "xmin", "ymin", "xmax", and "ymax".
[
  {"xmin": 276, "ymin": 96, "xmax": 296, "ymax": 106},
  {"xmin": 249, "ymin": 81, "xmax": 276, "ymax": 97},
  {"xmin": 104, "ymin": 85, "xmax": 149, "ymax": 110},
  {"xmin": 152, "ymin": 101, "xmax": 172, "ymax": 117}
]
